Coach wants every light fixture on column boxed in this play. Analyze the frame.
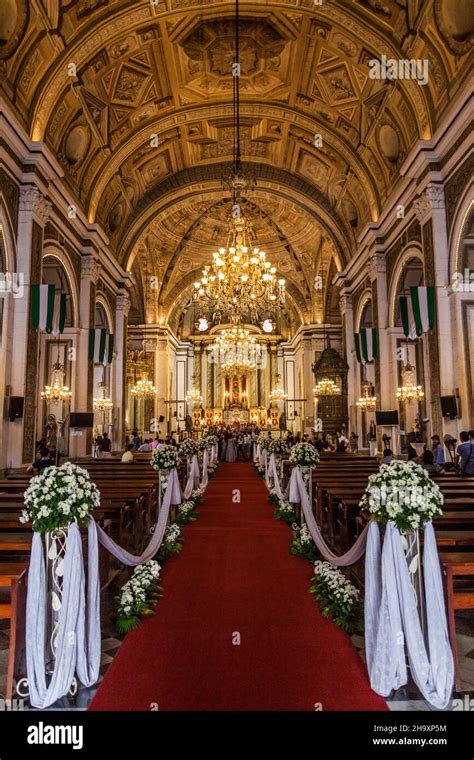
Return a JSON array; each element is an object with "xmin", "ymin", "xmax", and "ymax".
[
  {"xmin": 41, "ymin": 361, "xmax": 72, "ymax": 404},
  {"xmin": 269, "ymin": 373, "xmax": 288, "ymax": 409},
  {"xmin": 130, "ymin": 378, "xmax": 158, "ymax": 398},
  {"xmin": 356, "ymin": 383, "xmax": 376, "ymax": 411},
  {"xmin": 185, "ymin": 387, "xmax": 202, "ymax": 408},
  {"xmin": 93, "ymin": 382, "xmax": 113, "ymax": 412},
  {"xmin": 396, "ymin": 363, "xmax": 424, "ymax": 403}
]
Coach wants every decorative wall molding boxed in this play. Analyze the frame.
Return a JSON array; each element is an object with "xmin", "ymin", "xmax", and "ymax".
[{"xmin": 414, "ymin": 183, "xmax": 445, "ymax": 223}]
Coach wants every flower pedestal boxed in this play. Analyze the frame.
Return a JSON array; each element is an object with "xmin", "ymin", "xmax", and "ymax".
[{"xmin": 400, "ymin": 529, "xmax": 426, "ymax": 635}]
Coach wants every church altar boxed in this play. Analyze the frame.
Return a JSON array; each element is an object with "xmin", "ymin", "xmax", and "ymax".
[{"xmin": 223, "ymin": 407, "xmax": 250, "ymax": 425}]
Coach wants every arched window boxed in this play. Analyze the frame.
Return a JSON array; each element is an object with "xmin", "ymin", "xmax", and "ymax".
[
  {"xmin": 394, "ymin": 257, "xmax": 424, "ymax": 327},
  {"xmin": 42, "ymin": 255, "xmax": 74, "ymax": 327}
]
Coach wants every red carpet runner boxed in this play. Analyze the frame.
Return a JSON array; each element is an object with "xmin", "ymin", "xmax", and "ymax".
[{"xmin": 90, "ymin": 462, "xmax": 387, "ymax": 711}]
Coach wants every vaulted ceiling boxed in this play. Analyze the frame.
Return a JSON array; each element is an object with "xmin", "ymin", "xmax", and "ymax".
[{"xmin": 1, "ymin": 0, "xmax": 472, "ymax": 326}]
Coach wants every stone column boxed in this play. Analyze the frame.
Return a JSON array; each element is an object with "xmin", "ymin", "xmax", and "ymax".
[
  {"xmin": 112, "ymin": 291, "xmax": 130, "ymax": 449},
  {"xmin": 339, "ymin": 290, "xmax": 356, "ymax": 432},
  {"xmin": 154, "ymin": 338, "xmax": 168, "ymax": 436},
  {"xmin": 414, "ymin": 183, "xmax": 451, "ymax": 436},
  {"xmin": 9, "ymin": 187, "xmax": 51, "ymax": 466},
  {"xmin": 368, "ymin": 249, "xmax": 390, "ymax": 409},
  {"xmin": 71, "ymin": 254, "xmax": 101, "ymax": 457},
  {"xmin": 302, "ymin": 334, "xmax": 314, "ymax": 433}
]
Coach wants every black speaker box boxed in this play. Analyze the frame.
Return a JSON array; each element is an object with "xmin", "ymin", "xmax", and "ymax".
[
  {"xmin": 440, "ymin": 395, "xmax": 459, "ymax": 419},
  {"xmin": 69, "ymin": 412, "xmax": 94, "ymax": 428},
  {"xmin": 8, "ymin": 396, "xmax": 24, "ymax": 421},
  {"xmin": 158, "ymin": 415, "xmax": 165, "ymax": 423}
]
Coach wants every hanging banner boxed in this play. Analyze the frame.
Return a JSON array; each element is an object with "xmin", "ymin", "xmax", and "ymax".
[
  {"xmin": 51, "ymin": 292, "xmax": 67, "ymax": 336},
  {"xmin": 354, "ymin": 328, "xmax": 377, "ymax": 364},
  {"xmin": 31, "ymin": 284, "xmax": 55, "ymax": 333},
  {"xmin": 400, "ymin": 287, "xmax": 436, "ymax": 338},
  {"xmin": 89, "ymin": 329, "xmax": 114, "ymax": 364}
]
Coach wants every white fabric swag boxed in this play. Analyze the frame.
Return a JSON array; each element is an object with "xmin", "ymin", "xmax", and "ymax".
[
  {"xmin": 287, "ymin": 466, "xmax": 369, "ymax": 565},
  {"xmin": 266, "ymin": 452, "xmax": 285, "ymax": 500},
  {"xmin": 183, "ymin": 453, "xmax": 201, "ymax": 499},
  {"xmin": 26, "ymin": 521, "xmax": 101, "ymax": 709},
  {"xmin": 365, "ymin": 521, "xmax": 454, "ymax": 709},
  {"xmin": 96, "ymin": 467, "xmax": 182, "ymax": 566}
]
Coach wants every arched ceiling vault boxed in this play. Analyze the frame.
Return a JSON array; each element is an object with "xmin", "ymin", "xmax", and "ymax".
[{"xmin": 2, "ymin": 0, "xmax": 472, "ymax": 325}]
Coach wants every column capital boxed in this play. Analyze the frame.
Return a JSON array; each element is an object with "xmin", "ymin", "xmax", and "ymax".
[
  {"xmin": 368, "ymin": 251, "xmax": 386, "ymax": 281},
  {"xmin": 116, "ymin": 292, "xmax": 131, "ymax": 315},
  {"xmin": 156, "ymin": 339, "xmax": 168, "ymax": 352},
  {"xmin": 413, "ymin": 182, "xmax": 445, "ymax": 223},
  {"xmin": 81, "ymin": 255, "xmax": 101, "ymax": 284},
  {"xmin": 339, "ymin": 291, "xmax": 353, "ymax": 314},
  {"xmin": 19, "ymin": 186, "xmax": 51, "ymax": 224},
  {"xmin": 143, "ymin": 338, "xmax": 157, "ymax": 352}
]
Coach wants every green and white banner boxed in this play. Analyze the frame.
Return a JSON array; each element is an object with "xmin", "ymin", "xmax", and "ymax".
[
  {"xmin": 400, "ymin": 286, "xmax": 436, "ymax": 339},
  {"xmin": 89, "ymin": 328, "xmax": 114, "ymax": 364},
  {"xmin": 31, "ymin": 284, "xmax": 66, "ymax": 334},
  {"xmin": 354, "ymin": 328, "xmax": 377, "ymax": 364}
]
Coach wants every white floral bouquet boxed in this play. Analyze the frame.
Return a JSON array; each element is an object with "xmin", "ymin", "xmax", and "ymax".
[
  {"xmin": 289, "ymin": 523, "xmax": 318, "ymax": 561},
  {"xmin": 190, "ymin": 487, "xmax": 204, "ymax": 505},
  {"xmin": 176, "ymin": 500, "xmax": 197, "ymax": 525},
  {"xmin": 268, "ymin": 438, "xmax": 288, "ymax": 455},
  {"xmin": 180, "ymin": 439, "xmax": 198, "ymax": 457},
  {"xmin": 151, "ymin": 445, "xmax": 180, "ymax": 471},
  {"xmin": 359, "ymin": 460, "xmax": 443, "ymax": 533},
  {"xmin": 289, "ymin": 442, "xmax": 319, "ymax": 468},
  {"xmin": 310, "ymin": 561, "xmax": 363, "ymax": 634},
  {"xmin": 21, "ymin": 462, "xmax": 100, "ymax": 533},
  {"xmin": 256, "ymin": 434, "xmax": 272, "ymax": 450},
  {"xmin": 204, "ymin": 434, "xmax": 218, "ymax": 447},
  {"xmin": 273, "ymin": 500, "xmax": 294, "ymax": 525},
  {"xmin": 115, "ymin": 560, "xmax": 161, "ymax": 634},
  {"xmin": 158, "ymin": 522, "xmax": 183, "ymax": 562}
]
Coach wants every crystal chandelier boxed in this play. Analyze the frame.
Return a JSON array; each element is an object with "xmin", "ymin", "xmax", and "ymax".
[
  {"xmin": 130, "ymin": 378, "xmax": 158, "ymax": 399},
  {"xmin": 356, "ymin": 383, "xmax": 376, "ymax": 411},
  {"xmin": 396, "ymin": 363, "xmax": 424, "ymax": 403},
  {"xmin": 41, "ymin": 361, "xmax": 72, "ymax": 404},
  {"xmin": 313, "ymin": 377, "xmax": 340, "ymax": 397},
  {"xmin": 193, "ymin": 215, "xmax": 285, "ymax": 324},
  {"xmin": 210, "ymin": 326, "xmax": 262, "ymax": 375},
  {"xmin": 269, "ymin": 374, "xmax": 287, "ymax": 403},
  {"xmin": 192, "ymin": 0, "xmax": 284, "ymax": 326},
  {"xmin": 185, "ymin": 387, "xmax": 202, "ymax": 407},
  {"xmin": 93, "ymin": 382, "xmax": 113, "ymax": 412}
]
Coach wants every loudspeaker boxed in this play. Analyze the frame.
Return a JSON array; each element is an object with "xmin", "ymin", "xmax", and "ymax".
[
  {"xmin": 69, "ymin": 412, "xmax": 94, "ymax": 428},
  {"xmin": 158, "ymin": 415, "xmax": 165, "ymax": 423},
  {"xmin": 8, "ymin": 396, "xmax": 24, "ymax": 421},
  {"xmin": 440, "ymin": 395, "xmax": 459, "ymax": 419},
  {"xmin": 375, "ymin": 410, "xmax": 399, "ymax": 426}
]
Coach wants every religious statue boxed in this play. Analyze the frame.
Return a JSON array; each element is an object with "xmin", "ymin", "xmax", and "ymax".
[{"xmin": 44, "ymin": 414, "xmax": 58, "ymax": 453}]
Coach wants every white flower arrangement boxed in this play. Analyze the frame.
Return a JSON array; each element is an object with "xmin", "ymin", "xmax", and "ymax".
[
  {"xmin": 177, "ymin": 500, "xmax": 196, "ymax": 524},
  {"xmin": 256, "ymin": 434, "xmax": 272, "ymax": 450},
  {"xmin": 310, "ymin": 561, "xmax": 363, "ymax": 634},
  {"xmin": 191, "ymin": 487, "xmax": 204, "ymax": 504},
  {"xmin": 273, "ymin": 500, "xmax": 294, "ymax": 525},
  {"xmin": 289, "ymin": 442, "xmax": 319, "ymax": 468},
  {"xmin": 203, "ymin": 434, "xmax": 218, "ymax": 448},
  {"xmin": 158, "ymin": 522, "xmax": 183, "ymax": 562},
  {"xmin": 21, "ymin": 462, "xmax": 100, "ymax": 533},
  {"xmin": 180, "ymin": 439, "xmax": 199, "ymax": 457},
  {"xmin": 268, "ymin": 438, "xmax": 289, "ymax": 455},
  {"xmin": 289, "ymin": 522, "xmax": 318, "ymax": 561},
  {"xmin": 359, "ymin": 460, "xmax": 444, "ymax": 533},
  {"xmin": 151, "ymin": 445, "xmax": 180, "ymax": 471},
  {"xmin": 115, "ymin": 560, "xmax": 161, "ymax": 634}
]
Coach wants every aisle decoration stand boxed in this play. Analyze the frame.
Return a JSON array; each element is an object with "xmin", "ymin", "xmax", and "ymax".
[{"xmin": 266, "ymin": 446, "xmax": 454, "ymax": 708}]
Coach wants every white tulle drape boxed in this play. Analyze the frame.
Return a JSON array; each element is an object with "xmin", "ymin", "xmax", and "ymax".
[
  {"xmin": 287, "ymin": 466, "xmax": 369, "ymax": 565},
  {"xmin": 266, "ymin": 453, "xmax": 284, "ymax": 500},
  {"xmin": 183, "ymin": 453, "xmax": 201, "ymax": 498},
  {"xmin": 200, "ymin": 448, "xmax": 209, "ymax": 490},
  {"xmin": 95, "ymin": 466, "xmax": 182, "ymax": 565},
  {"xmin": 26, "ymin": 520, "xmax": 101, "ymax": 709},
  {"xmin": 365, "ymin": 521, "xmax": 454, "ymax": 709}
]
